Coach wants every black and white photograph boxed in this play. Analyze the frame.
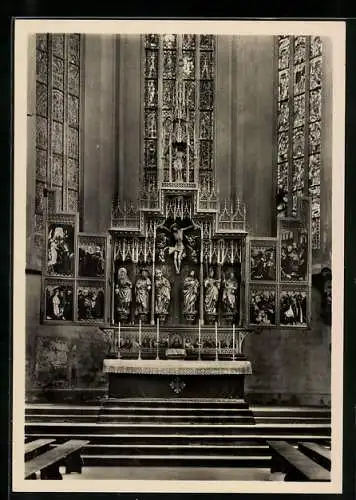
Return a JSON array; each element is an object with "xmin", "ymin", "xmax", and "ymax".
[
  {"xmin": 280, "ymin": 288, "xmax": 308, "ymax": 327},
  {"xmin": 47, "ymin": 221, "xmax": 75, "ymax": 276},
  {"xmin": 44, "ymin": 280, "xmax": 74, "ymax": 321},
  {"xmin": 13, "ymin": 20, "xmax": 345, "ymax": 495},
  {"xmin": 78, "ymin": 235, "xmax": 106, "ymax": 278},
  {"xmin": 77, "ymin": 283, "xmax": 105, "ymax": 322},
  {"xmin": 250, "ymin": 241, "xmax": 277, "ymax": 281},
  {"xmin": 249, "ymin": 286, "xmax": 277, "ymax": 326}
]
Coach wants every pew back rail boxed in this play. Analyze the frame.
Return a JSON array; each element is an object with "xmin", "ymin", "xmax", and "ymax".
[
  {"xmin": 25, "ymin": 439, "xmax": 89, "ymax": 480},
  {"xmin": 267, "ymin": 440, "xmax": 330, "ymax": 482},
  {"xmin": 298, "ymin": 442, "xmax": 331, "ymax": 471},
  {"xmin": 25, "ymin": 439, "xmax": 56, "ymax": 462}
]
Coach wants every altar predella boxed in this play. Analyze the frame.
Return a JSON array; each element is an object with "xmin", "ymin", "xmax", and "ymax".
[{"xmin": 42, "ymin": 35, "xmax": 312, "ymax": 366}]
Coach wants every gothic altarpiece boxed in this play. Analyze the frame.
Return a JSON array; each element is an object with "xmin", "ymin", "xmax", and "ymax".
[{"xmin": 38, "ymin": 35, "xmax": 312, "ymax": 393}]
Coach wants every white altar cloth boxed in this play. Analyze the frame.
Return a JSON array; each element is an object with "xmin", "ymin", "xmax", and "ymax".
[{"xmin": 103, "ymin": 359, "xmax": 253, "ymax": 376}]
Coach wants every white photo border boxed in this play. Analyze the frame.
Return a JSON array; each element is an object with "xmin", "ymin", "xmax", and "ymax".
[{"xmin": 13, "ymin": 19, "xmax": 345, "ymax": 494}]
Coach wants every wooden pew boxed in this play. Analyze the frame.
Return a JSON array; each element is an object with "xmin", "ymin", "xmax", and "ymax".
[
  {"xmin": 298, "ymin": 442, "xmax": 331, "ymax": 471},
  {"xmin": 267, "ymin": 440, "xmax": 330, "ymax": 482},
  {"xmin": 25, "ymin": 439, "xmax": 56, "ymax": 462},
  {"xmin": 25, "ymin": 439, "xmax": 89, "ymax": 480}
]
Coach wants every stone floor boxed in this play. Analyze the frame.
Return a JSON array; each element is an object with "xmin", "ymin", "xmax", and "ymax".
[{"xmin": 62, "ymin": 466, "xmax": 272, "ymax": 481}]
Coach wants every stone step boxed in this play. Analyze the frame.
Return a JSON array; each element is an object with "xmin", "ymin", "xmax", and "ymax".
[
  {"xmin": 26, "ymin": 432, "xmax": 331, "ymax": 446},
  {"xmin": 81, "ymin": 454, "xmax": 270, "ymax": 468},
  {"xmin": 252, "ymin": 408, "xmax": 331, "ymax": 418},
  {"xmin": 102, "ymin": 398, "xmax": 250, "ymax": 408},
  {"xmin": 24, "ymin": 410, "xmax": 329, "ymax": 419},
  {"xmin": 25, "ymin": 420, "xmax": 330, "ymax": 430},
  {"xmin": 25, "ymin": 403, "xmax": 331, "ymax": 418},
  {"xmin": 25, "ymin": 413, "xmax": 255, "ymax": 424},
  {"xmin": 83, "ymin": 443, "xmax": 269, "ymax": 456},
  {"xmin": 24, "ymin": 413, "xmax": 329, "ymax": 425}
]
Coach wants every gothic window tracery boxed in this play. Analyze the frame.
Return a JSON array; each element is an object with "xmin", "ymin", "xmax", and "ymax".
[
  {"xmin": 143, "ymin": 34, "xmax": 216, "ymax": 189},
  {"xmin": 35, "ymin": 33, "xmax": 82, "ymax": 265},
  {"xmin": 276, "ymin": 35, "xmax": 322, "ymax": 250}
]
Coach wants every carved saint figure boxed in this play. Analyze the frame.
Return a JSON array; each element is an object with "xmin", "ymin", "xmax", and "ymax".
[
  {"xmin": 135, "ymin": 268, "xmax": 151, "ymax": 315},
  {"xmin": 222, "ymin": 270, "xmax": 238, "ymax": 314},
  {"xmin": 173, "ymin": 150, "xmax": 184, "ymax": 183},
  {"xmin": 183, "ymin": 270, "xmax": 199, "ymax": 314},
  {"xmin": 157, "ymin": 221, "xmax": 199, "ymax": 275},
  {"xmin": 116, "ymin": 267, "xmax": 132, "ymax": 315},
  {"xmin": 204, "ymin": 267, "xmax": 220, "ymax": 315},
  {"xmin": 155, "ymin": 269, "xmax": 171, "ymax": 315}
]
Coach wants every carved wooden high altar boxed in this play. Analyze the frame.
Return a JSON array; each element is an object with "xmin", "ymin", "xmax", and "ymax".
[{"xmin": 40, "ymin": 34, "xmax": 313, "ymax": 398}]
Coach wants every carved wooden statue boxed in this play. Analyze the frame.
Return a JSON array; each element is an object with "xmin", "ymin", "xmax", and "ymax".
[
  {"xmin": 115, "ymin": 267, "xmax": 132, "ymax": 317},
  {"xmin": 155, "ymin": 269, "xmax": 171, "ymax": 316},
  {"xmin": 182, "ymin": 270, "xmax": 199, "ymax": 315},
  {"xmin": 222, "ymin": 270, "xmax": 238, "ymax": 314},
  {"xmin": 204, "ymin": 267, "xmax": 220, "ymax": 315},
  {"xmin": 135, "ymin": 268, "xmax": 151, "ymax": 316}
]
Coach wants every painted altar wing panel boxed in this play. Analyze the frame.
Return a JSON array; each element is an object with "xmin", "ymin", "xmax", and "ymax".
[
  {"xmin": 77, "ymin": 234, "xmax": 107, "ymax": 278},
  {"xmin": 280, "ymin": 286, "xmax": 308, "ymax": 327},
  {"xmin": 47, "ymin": 222, "xmax": 75, "ymax": 277},
  {"xmin": 77, "ymin": 281, "xmax": 105, "ymax": 323},
  {"xmin": 44, "ymin": 279, "xmax": 74, "ymax": 322},
  {"xmin": 249, "ymin": 284, "xmax": 277, "ymax": 327}
]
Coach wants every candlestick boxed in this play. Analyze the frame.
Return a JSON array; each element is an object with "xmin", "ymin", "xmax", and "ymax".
[
  {"xmin": 198, "ymin": 319, "xmax": 201, "ymax": 360},
  {"xmin": 156, "ymin": 317, "xmax": 160, "ymax": 360},
  {"xmin": 138, "ymin": 319, "xmax": 142, "ymax": 360},
  {"xmin": 187, "ymin": 130, "xmax": 190, "ymax": 172},
  {"xmin": 215, "ymin": 322, "xmax": 218, "ymax": 361},
  {"xmin": 232, "ymin": 324, "xmax": 235, "ymax": 361},
  {"xmin": 118, "ymin": 322, "xmax": 121, "ymax": 358}
]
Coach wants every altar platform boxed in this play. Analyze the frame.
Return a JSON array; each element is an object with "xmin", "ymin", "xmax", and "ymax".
[{"xmin": 103, "ymin": 359, "xmax": 253, "ymax": 399}]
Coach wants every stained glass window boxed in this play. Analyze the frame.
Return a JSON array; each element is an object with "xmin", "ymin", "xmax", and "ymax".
[
  {"xmin": 143, "ymin": 34, "xmax": 216, "ymax": 187},
  {"xmin": 276, "ymin": 35, "xmax": 322, "ymax": 249},
  {"xmin": 35, "ymin": 33, "xmax": 82, "ymax": 226}
]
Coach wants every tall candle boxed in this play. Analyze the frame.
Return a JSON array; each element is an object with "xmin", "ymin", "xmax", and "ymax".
[
  {"xmin": 156, "ymin": 317, "xmax": 160, "ymax": 360},
  {"xmin": 118, "ymin": 322, "xmax": 121, "ymax": 352},
  {"xmin": 187, "ymin": 130, "xmax": 190, "ymax": 171},
  {"xmin": 215, "ymin": 322, "xmax": 218, "ymax": 349},
  {"xmin": 232, "ymin": 324, "xmax": 235, "ymax": 360},
  {"xmin": 198, "ymin": 319, "xmax": 201, "ymax": 347},
  {"xmin": 139, "ymin": 319, "xmax": 142, "ymax": 347}
]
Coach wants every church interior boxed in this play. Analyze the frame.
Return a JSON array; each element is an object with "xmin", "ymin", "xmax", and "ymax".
[{"xmin": 24, "ymin": 32, "xmax": 333, "ymax": 482}]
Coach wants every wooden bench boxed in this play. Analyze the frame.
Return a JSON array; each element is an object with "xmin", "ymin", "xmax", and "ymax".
[
  {"xmin": 25, "ymin": 439, "xmax": 89, "ymax": 480},
  {"xmin": 25, "ymin": 439, "xmax": 56, "ymax": 462},
  {"xmin": 267, "ymin": 440, "xmax": 330, "ymax": 482},
  {"xmin": 298, "ymin": 442, "xmax": 331, "ymax": 471}
]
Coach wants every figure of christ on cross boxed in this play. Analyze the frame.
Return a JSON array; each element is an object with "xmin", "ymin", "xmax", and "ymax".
[{"xmin": 157, "ymin": 220, "xmax": 200, "ymax": 275}]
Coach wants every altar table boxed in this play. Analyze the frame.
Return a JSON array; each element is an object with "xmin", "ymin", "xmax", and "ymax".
[{"xmin": 103, "ymin": 359, "xmax": 253, "ymax": 399}]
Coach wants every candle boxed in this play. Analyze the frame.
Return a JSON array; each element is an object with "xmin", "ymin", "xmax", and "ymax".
[
  {"xmin": 139, "ymin": 319, "xmax": 142, "ymax": 347},
  {"xmin": 232, "ymin": 324, "xmax": 235, "ymax": 360},
  {"xmin": 198, "ymin": 318, "xmax": 201, "ymax": 347},
  {"xmin": 118, "ymin": 322, "xmax": 121, "ymax": 355},
  {"xmin": 156, "ymin": 317, "xmax": 160, "ymax": 360},
  {"xmin": 187, "ymin": 130, "xmax": 190, "ymax": 171},
  {"xmin": 215, "ymin": 322, "xmax": 218, "ymax": 361}
]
